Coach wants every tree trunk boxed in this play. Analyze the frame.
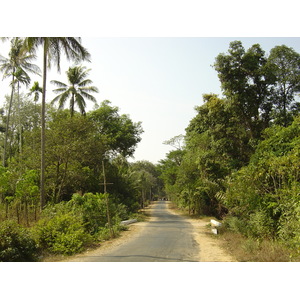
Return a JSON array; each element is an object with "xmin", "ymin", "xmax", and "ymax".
[
  {"xmin": 25, "ymin": 201, "xmax": 29, "ymax": 226},
  {"xmin": 16, "ymin": 203, "xmax": 20, "ymax": 224},
  {"xmin": 17, "ymin": 81, "xmax": 23, "ymax": 159},
  {"xmin": 56, "ymin": 160, "xmax": 69, "ymax": 203},
  {"xmin": 40, "ymin": 43, "xmax": 47, "ymax": 210},
  {"xmin": 3, "ymin": 73, "xmax": 15, "ymax": 167},
  {"xmin": 5, "ymin": 199, "xmax": 8, "ymax": 219}
]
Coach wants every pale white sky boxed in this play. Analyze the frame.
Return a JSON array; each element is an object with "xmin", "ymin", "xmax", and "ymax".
[{"xmin": 1, "ymin": 37, "xmax": 300, "ymax": 163}]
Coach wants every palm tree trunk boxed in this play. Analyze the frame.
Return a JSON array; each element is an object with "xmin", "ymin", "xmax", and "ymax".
[
  {"xmin": 71, "ymin": 94, "xmax": 75, "ymax": 117},
  {"xmin": 3, "ymin": 73, "xmax": 15, "ymax": 167},
  {"xmin": 17, "ymin": 81, "xmax": 23, "ymax": 160},
  {"xmin": 40, "ymin": 42, "xmax": 47, "ymax": 210}
]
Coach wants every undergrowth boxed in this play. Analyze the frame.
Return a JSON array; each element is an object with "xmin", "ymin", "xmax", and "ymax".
[{"xmin": 217, "ymin": 228, "xmax": 299, "ymax": 262}]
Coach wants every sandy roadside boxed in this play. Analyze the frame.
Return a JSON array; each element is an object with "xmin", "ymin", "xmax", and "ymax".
[{"xmin": 166, "ymin": 203, "xmax": 237, "ymax": 262}]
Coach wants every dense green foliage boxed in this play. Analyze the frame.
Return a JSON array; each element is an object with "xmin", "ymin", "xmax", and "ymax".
[
  {"xmin": 0, "ymin": 220, "xmax": 38, "ymax": 261},
  {"xmin": 0, "ymin": 37, "xmax": 162, "ymax": 261},
  {"xmin": 159, "ymin": 41, "xmax": 300, "ymax": 257},
  {"xmin": 224, "ymin": 117, "xmax": 300, "ymax": 247},
  {"xmin": 35, "ymin": 207, "xmax": 91, "ymax": 256}
]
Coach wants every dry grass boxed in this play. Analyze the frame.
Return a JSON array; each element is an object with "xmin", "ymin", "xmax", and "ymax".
[{"xmin": 218, "ymin": 230, "xmax": 299, "ymax": 262}]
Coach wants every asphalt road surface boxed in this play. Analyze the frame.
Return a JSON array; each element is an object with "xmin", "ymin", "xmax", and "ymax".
[{"xmin": 76, "ymin": 201, "xmax": 199, "ymax": 262}]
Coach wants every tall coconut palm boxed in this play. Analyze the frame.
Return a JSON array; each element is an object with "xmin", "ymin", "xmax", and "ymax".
[
  {"xmin": 12, "ymin": 67, "xmax": 32, "ymax": 157},
  {"xmin": 22, "ymin": 37, "xmax": 91, "ymax": 209},
  {"xmin": 0, "ymin": 37, "xmax": 40, "ymax": 167},
  {"xmin": 51, "ymin": 65, "xmax": 98, "ymax": 117}
]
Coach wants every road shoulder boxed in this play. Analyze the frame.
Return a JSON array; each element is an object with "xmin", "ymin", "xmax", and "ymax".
[{"xmin": 166, "ymin": 202, "xmax": 237, "ymax": 262}]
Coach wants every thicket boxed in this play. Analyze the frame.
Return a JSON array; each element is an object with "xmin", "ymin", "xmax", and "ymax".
[
  {"xmin": 223, "ymin": 118, "xmax": 300, "ymax": 250},
  {"xmin": 159, "ymin": 41, "xmax": 300, "ymax": 258},
  {"xmin": 0, "ymin": 192, "xmax": 136, "ymax": 260},
  {"xmin": 0, "ymin": 220, "xmax": 39, "ymax": 262}
]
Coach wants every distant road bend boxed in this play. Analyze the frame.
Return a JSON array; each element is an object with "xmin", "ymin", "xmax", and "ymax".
[{"xmin": 73, "ymin": 201, "xmax": 200, "ymax": 262}]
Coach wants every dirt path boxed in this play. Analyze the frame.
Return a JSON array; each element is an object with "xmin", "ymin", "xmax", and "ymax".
[{"xmin": 64, "ymin": 202, "xmax": 236, "ymax": 262}]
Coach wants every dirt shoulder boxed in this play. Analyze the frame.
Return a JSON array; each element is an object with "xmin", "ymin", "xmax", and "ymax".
[{"xmin": 166, "ymin": 202, "xmax": 237, "ymax": 262}]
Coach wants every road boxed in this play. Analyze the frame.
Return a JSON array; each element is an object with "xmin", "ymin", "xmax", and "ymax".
[{"xmin": 73, "ymin": 201, "xmax": 200, "ymax": 262}]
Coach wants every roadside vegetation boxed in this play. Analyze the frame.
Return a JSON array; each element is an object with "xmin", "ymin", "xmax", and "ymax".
[
  {"xmin": 0, "ymin": 38, "xmax": 163, "ymax": 261},
  {"xmin": 158, "ymin": 41, "xmax": 300, "ymax": 261},
  {"xmin": 1, "ymin": 38, "xmax": 300, "ymax": 261}
]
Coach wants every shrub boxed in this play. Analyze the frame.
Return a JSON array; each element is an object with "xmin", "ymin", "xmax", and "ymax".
[
  {"xmin": 35, "ymin": 212, "xmax": 91, "ymax": 256},
  {"xmin": 248, "ymin": 210, "xmax": 275, "ymax": 239},
  {"xmin": 223, "ymin": 216, "xmax": 249, "ymax": 236},
  {"xmin": 70, "ymin": 193, "xmax": 108, "ymax": 235},
  {"xmin": 70, "ymin": 193, "xmax": 130, "ymax": 235},
  {"xmin": 0, "ymin": 220, "xmax": 39, "ymax": 262}
]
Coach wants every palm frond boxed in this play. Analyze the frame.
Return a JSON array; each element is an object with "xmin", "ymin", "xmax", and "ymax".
[
  {"xmin": 79, "ymin": 85, "xmax": 99, "ymax": 93},
  {"xmin": 75, "ymin": 93, "xmax": 86, "ymax": 115},
  {"xmin": 52, "ymin": 87, "xmax": 68, "ymax": 94},
  {"xmin": 51, "ymin": 91, "xmax": 70, "ymax": 109},
  {"xmin": 78, "ymin": 79, "xmax": 94, "ymax": 87},
  {"xmin": 50, "ymin": 80, "xmax": 68, "ymax": 88},
  {"xmin": 61, "ymin": 38, "xmax": 91, "ymax": 63},
  {"xmin": 79, "ymin": 90, "xmax": 97, "ymax": 102}
]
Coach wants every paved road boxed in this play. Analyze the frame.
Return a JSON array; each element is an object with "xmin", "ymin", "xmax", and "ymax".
[{"xmin": 76, "ymin": 201, "xmax": 199, "ymax": 262}]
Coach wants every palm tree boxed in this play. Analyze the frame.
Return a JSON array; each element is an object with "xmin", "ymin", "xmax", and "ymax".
[
  {"xmin": 0, "ymin": 37, "xmax": 40, "ymax": 166},
  {"xmin": 27, "ymin": 81, "xmax": 43, "ymax": 129},
  {"xmin": 22, "ymin": 37, "xmax": 91, "ymax": 209},
  {"xmin": 12, "ymin": 67, "xmax": 32, "ymax": 157},
  {"xmin": 51, "ymin": 65, "xmax": 98, "ymax": 117},
  {"xmin": 28, "ymin": 81, "xmax": 43, "ymax": 104}
]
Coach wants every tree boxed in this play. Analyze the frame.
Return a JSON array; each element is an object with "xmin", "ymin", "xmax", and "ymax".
[
  {"xmin": 163, "ymin": 134, "xmax": 185, "ymax": 150},
  {"xmin": 22, "ymin": 37, "xmax": 91, "ymax": 209},
  {"xmin": 160, "ymin": 94, "xmax": 254, "ymax": 217},
  {"xmin": 158, "ymin": 149, "xmax": 185, "ymax": 205},
  {"xmin": 130, "ymin": 160, "xmax": 161, "ymax": 204},
  {"xmin": 13, "ymin": 67, "xmax": 32, "ymax": 156},
  {"xmin": 43, "ymin": 110, "xmax": 106, "ymax": 202},
  {"xmin": 28, "ymin": 81, "xmax": 43, "ymax": 104},
  {"xmin": 214, "ymin": 41, "xmax": 273, "ymax": 140},
  {"xmin": 51, "ymin": 65, "xmax": 98, "ymax": 117},
  {"xmin": 0, "ymin": 37, "xmax": 40, "ymax": 166},
  {"xmin": 88, "ymin": 100, "xmax": 143, "ymax": 157},
  {"xmin": 267, "ymin": 45, "xmax": 300, "ymax": 126}
]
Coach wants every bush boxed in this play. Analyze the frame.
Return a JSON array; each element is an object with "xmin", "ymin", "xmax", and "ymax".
[
  {"xmin": 248, "ymin": 210, "xmax": 275, "ymax": 239},
  {"xmin": 70, "ymin": 193, "xmax": 130, "ymax": 235},
  {"xmin": 223, "ymin": 216, "xmax": 249, "ymax": 236},
  {"xmin": 0, "ymin": 220, "xmax": 39, "ymax": 262},
  {"xmin": 70, "ymin": 193, "xmax": 109, "ymax": 235},
  {"xmin": 35, "ymin": 212, "xmax": 91, "ymax": 256}
]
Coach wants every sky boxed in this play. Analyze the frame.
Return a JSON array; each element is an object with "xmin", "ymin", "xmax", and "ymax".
[{"xmin": 1, "ymin": 37, "xmax": 300, "ymax": 164}]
